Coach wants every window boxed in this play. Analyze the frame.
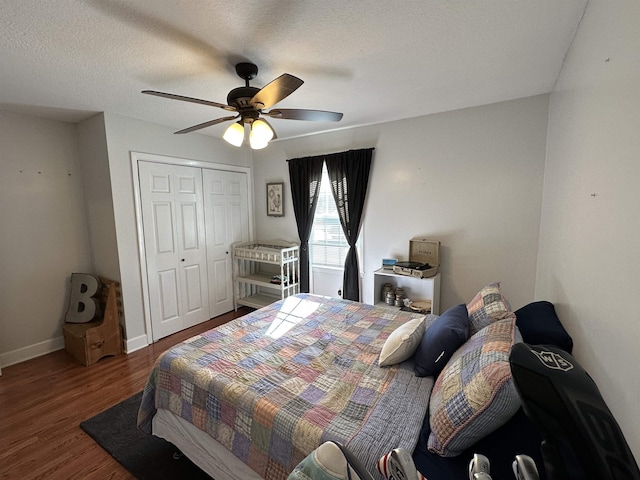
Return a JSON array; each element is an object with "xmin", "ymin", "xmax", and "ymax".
[{"xmin": 309, "ymin": 164, "xmax": 358, "ymax": 268}]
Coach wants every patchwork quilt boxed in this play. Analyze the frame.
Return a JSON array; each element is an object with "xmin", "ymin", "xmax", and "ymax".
[{"xmin": 138, "ymin": 294, "xmax": 435, "ymax": 479}]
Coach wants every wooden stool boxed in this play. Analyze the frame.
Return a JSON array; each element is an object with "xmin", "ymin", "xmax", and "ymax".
[{"xmin": 63, "ymin": 277, "xmax": 123, "ymax": 366}]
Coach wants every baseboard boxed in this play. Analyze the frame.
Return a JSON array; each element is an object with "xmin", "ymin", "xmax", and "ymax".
[
  {"xmin": 0, "ymin": 336, "xmax": 65, "ymax": 369},
  {"xmin": 0, "ymin": 334, "xmax": 150, "ymax": 370},
  {"xmin": 125, "ymin": 334, "xmax": 149, "ymax": 354}
]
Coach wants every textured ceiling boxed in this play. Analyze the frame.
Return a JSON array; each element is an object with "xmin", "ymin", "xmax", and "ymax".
[{"xmin": 0, "ymin": 0, "xmax": 587, "ymax": 141}]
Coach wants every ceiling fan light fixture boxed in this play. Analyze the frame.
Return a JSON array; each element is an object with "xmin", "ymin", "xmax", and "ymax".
[
  {"xmin": 249, "ymin": 135, "xmax": 269, "ymax": 150},
  {"xmin": 249, "ymin": 119, "xmax": 274, "ymax": 150},
  {"xmin": 223, "ymin": 122, "xmax": 244, "ymax": 147}
]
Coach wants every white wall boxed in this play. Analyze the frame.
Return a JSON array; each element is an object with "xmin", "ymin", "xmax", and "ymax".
[
  {"xmin": 253, "ymin": 95, "xmax": 550, "ymax": 311},
  {"xmin": 0, "ymin": 111, "xmax": 92, "ymax": 367},
  {"xmin": 98, "ymin": 113, "xmax": 252, "ymax": 348},
  {"xmin": 537, "ymin": 1, "xmax": 640, "ymax": 458},
  {"xmin": 76, "ymin": 113, "xmax": 120, "ymax": 283},
  {"xmin": 0, "ymin": 111, "xmax": 252, "ymax": 365}
]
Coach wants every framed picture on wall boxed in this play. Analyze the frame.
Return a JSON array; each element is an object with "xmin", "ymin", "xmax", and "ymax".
[{"xmin": 266, "ymin": 182, "xmax": 284, "ymax": 217}]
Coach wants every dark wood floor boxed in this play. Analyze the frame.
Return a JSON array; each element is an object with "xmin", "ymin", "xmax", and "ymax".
[{"xmin": 0, "ymin": 308, "xmax": 251, "ymax": 480}]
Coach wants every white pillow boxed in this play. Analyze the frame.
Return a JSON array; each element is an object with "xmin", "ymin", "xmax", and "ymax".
[{"xmin": 378, "ymin": 317, "xmax": 426, "ymax": 366}]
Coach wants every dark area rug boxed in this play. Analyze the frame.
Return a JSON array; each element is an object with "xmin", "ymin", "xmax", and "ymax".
[{"xmin": 80, "ymin": 391, "xmax": 211, "ymax": 479}]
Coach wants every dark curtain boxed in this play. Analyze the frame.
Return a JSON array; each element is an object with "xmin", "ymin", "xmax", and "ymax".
[
  {"xmin": 325, "ymin": 148, "xmax": 373, "ymax": 301},
  {"xmin": 287, "ymin": 155, "xmax": 325, "ymax": 292}
]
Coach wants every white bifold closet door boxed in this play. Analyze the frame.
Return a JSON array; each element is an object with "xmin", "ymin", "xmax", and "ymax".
[
  {"xmin": 139, "ymin": 162, "xmax": 210, "ymax": 340},
  {"xmin": 203, "ymin": 168, "xmax": 249, "ymax": 318},
  {"xmin": 139, "ymin": 161, "xmax": 250, "ymax": 341}
]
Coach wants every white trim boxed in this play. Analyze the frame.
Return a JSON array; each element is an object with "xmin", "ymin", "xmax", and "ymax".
[
  {"xmin": 130, "ymin": 154, "xmax": 154, "ymax": 345},
  {"xmin": 125, "ymin": 334, "xmax": 149, "ymax": 354},
  {"xmin": 0, "ymin": 333, "xmax": 150, "ymax": 369},
  {"xmin": 0, "ymin": 336, "xmax": 65, "ymax": 369},
  {"xmin": 130, "ymin": 151, "xmax": 253, "ymax": 175},
  {"xmin": 130, "ymin": 151, "xmax": 254, "ymax": 344}
]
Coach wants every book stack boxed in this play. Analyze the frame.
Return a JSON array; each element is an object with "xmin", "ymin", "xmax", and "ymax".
[{"xmin": 381, "ymin": 258, "xmax": 398, "ymax": 270}]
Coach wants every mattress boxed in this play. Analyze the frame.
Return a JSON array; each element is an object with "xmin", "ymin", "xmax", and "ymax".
[{"xmin": 153, "ymin": 407, "xmax": 262, "ymax": 480}]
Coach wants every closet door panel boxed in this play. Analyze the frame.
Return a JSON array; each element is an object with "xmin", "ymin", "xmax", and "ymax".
[
  {"xmin": 203, "ymin": 169, "xmax": 250, "ymax": 318},
  {"xmin": 158, "ymin": 269, "xmax": 180, "ymax": 321},
  {"xmin": 184, "ymin": 264, "xmax": 206, "ymax": 313},
  {"xmin": 139, "ymin": 161, "xmax": 210, "ymax": 340},
  {"xmin": 152, "ymin": 202, "xmax": 175, "ymax": 254}
]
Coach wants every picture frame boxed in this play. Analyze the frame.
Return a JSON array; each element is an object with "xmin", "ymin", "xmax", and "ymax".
[{"xmin": 266, "ymin": 182, "xmax": 284, "ymax": 217}]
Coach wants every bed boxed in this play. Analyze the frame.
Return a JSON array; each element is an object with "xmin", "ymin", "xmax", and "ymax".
[
  {"xmin": 138, "ymin": 289, "xmax": 572, "ymax": 479},
  {"xmin": 138, "ymin": 293, "xmax": 434, "ymax": 479}
]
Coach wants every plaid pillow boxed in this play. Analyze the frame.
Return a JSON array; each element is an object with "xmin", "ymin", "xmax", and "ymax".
[
  {"xmin": 466, "ymin": 282, "xmax": 516, "ymax": 336},
  {"xmin": 427, "ymin": 318, "xmax": 521, "ymax": 457}
]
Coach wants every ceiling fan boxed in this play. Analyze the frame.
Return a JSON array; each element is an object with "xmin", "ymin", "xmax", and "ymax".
[{"xmin": 142, "ymin": 62, "xmax": 343, "ymax": 149}]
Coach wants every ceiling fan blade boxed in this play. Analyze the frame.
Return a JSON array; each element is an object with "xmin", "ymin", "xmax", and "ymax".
[
  {"xmin": 264, "ymin": 109, "xmax": 343, "ymax": 122},
  {"xmin": 174, "ymin": 115, "xmax": 239, "ymax": 134},
  {"xmin": 250, "ymin": 74, "xmax": 304, "ymax": 110},
  {"xmin": 142, "ymin": 90, "xmax": 236, "ymax": 111}
]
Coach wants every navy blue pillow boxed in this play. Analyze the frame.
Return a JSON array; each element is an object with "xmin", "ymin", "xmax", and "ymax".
[
  {"xmin": 413, "ymin": 304, "xmax": 469, "ymax": 377},
  {"xmin": 514, "ymin": 301, "xmax": 573, "ymax": 353}
]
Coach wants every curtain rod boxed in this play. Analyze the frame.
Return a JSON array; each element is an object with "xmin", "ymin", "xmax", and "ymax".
[{"xmin": 286, "ymin": 147, "xmax": 374, "ymax": 162}]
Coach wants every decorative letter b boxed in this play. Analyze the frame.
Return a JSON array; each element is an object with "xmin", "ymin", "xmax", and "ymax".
[{"xmin": 65, "ymin": 273, "xmax": 100, "ymax": 324}]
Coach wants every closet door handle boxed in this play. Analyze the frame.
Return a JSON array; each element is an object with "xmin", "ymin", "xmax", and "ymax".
[{"xmin": 181, "ymin": 258, "xmax": 185, "ymax": 262}]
